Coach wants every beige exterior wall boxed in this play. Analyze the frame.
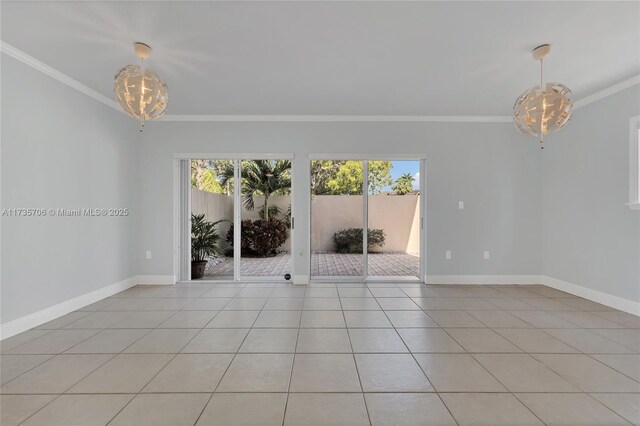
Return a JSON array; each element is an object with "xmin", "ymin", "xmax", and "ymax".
[
  {"xmin": 191, "ymin": 190, "xmax": 292, "ymax": 251},
  {"xmin": 190, "ymin": 190, "xmax": 234, "ymax": 249},
  {"xmin": 311, "ymin": 195, "xmax": 363, "ymax": 252},
  {"xmin": 369, "ymin": 195, "xmax": 421, "ymax": 255},
  {"xmin": 191, "ymin": 189, "xmax": 420, "ymax": 254},
  {"xmin": 311, "ymin": 194, "xmax": 421, "ymax": 254}
]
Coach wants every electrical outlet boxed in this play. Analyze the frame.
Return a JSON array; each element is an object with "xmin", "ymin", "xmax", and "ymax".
[
  {"xmin": 483, "ymin": 251, "xmax": 490, "ymax": 260},
  {"xmin": 458, "ymin": 201, "xmax": 464, "ymax": 209},
  {"xmin": 146, "ymin": 251, "xmax": 152, "ymax": 260},
  {"xmin": 446, "ymin": 250, "xmax": 452, "ymax": 260}
]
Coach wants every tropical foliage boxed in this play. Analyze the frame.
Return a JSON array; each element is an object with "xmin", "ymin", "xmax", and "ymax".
[
  {"xmin": 392, "ymin": 172, "xmax": 415, "ymax": 195},
  {"xmin": 193, "ymin": 159, "xmax": 395, "ymax": 198},
  {"xmin": 227, "ymin": 219, "xmax": 289, "ymax": 257},
  {"xmin": 191, "ymin": 213, "xmax": 226, "ymax": 261},
  {"xmin": 366, "ymin": 161, "xmax": 394, "ymax": 195},
  {"xmin": 191, "ymin": 159, "xmax": 232, "ymax": 194},
  {"xmin": 311, "ymin": 160, "xmax": 392, "ymax": 195},
  {"xmin": 217, "ymin": 160, "xmax": 292, "ymax": 219},
  {"xmin": 309, "ymin": 160, "xmax": 341, "ymax": 195}
]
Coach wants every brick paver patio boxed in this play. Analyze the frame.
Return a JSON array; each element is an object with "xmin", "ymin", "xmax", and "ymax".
[{"xmin": 203, "ymin": 252, "xmax": 420, "ymax": 279}]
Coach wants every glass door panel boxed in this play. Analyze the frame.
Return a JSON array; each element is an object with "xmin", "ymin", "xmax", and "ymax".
[
  {"xmin": 239, "ymin": 159, "xmax": 292, "ymax": 279},
  {"xmin": 310, "ymin": 160, "xmax": 365, "ymax": 280},
  {"xmin": 190, "ymin": 159, "xmax": 234, "ymax": 280},
  {"xmin": 367, "ymin": 160, "xmax": 421, "ymax": 280}
]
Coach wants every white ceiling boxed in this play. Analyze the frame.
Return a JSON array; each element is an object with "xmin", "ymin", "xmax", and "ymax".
[{"xmin": 1, "ymin": 1, "xmax": 638, "ymax": 116}]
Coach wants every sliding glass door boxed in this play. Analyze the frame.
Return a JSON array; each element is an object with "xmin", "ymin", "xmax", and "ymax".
[
  {"xmin": 239, "ymin": 159, "xmax": 293, "ymax": 280},
  {"xmin": 310, "ymin": 158, "xmax": 424, "ymax": 282},
  {"xmin": 310, "ymin": 160, "xmax": 365, "ymax": 280},
  {"xmin": 189, "ymin": 159, "xmax": 235, "ymax": 280},
  {"xmin": 367, "ymin": 160, "xmax": 421, "ymax": 280},
  {"xmin": 183, "ymin": 156, "xmax": 293, "ymax": 282},
  {"xmin": 181, "ymin": 155, "xmax": 422, "ymax": 282}
]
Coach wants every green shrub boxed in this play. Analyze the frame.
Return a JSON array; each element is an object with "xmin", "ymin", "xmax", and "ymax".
[
  {"xmin": 256, "ymin": 204, "xmax": 292, "ymax": 229},
  {"xmin": 227, "ymin": 218, "xmax": 289, "ymax": 257},
  {"xmin": 333, "ymin": 228, "xmax": 385, "ymax": 253},
  {"xmin": 191, "ymin": 213, "xmax": 227, "ymax": 261}
]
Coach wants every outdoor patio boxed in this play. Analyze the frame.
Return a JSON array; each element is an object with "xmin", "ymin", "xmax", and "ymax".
[{"xmin": 203, "ymin": 252, "xmax": 420, "ymax": 279}]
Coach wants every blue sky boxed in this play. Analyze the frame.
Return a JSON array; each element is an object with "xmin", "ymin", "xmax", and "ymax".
[{"xmin": 385, "ymin": 160, "xmax": 420, "ymax": 191}]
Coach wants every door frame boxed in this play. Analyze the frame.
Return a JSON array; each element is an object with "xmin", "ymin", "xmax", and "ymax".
[
  {"xmin": 307, "ymin": 154, "xmax": 427, "ymax": 283},
  {"xmin": 173, "ymin": 153, "xmax": 295, "ymax": 283}
]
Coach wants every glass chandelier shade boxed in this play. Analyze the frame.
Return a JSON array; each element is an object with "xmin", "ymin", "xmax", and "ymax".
[
  {"xmin": 513, "ymin": 82, "xmax": 573, "ymax": 138},
  {"xmin": 513, "ymin": 44, "xmax": 573, "ymax": 149},
  {"xmin": 114, "ymin": 43, "xmax": 168, "ymax": 131}
]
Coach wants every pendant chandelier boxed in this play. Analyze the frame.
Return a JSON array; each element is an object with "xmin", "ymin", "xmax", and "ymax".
[
  {"xmin": 513, "ymin": 44, "xmax": 573, "ymax": 149},
  {"xmin": 114, "ymin": 42, "xmax": 168, "ymax": 132}
]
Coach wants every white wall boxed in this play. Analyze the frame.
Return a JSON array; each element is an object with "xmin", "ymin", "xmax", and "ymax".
[
  {"xmin": 137, "ymin": 120, "xmax": 543, "ymax": 280},
  {"xmin": 542, "ymin": 85, "xmax": 640, "ymax": 303},
  {"xmin": 1, "ymin": 54, "xmax": 137, "ymax": 324}
]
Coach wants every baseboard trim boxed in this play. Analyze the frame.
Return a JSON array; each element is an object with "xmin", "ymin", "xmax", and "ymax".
[
  {"xmin": 292, "ymin": 275, "xmax": 309, "ymax": 286},
  {"xmin": 425, "ymin": 274, "xmax": 639, "ymax": 316},
  {"xmin": 136, "ymin": 275, "xmax": 176, "ymax": 285},
  {"xmin": 0, "ymin": 276, "xmax": 138, "ymax": 341},
  {"xmin": 426, "ymin": 275, "xmax": 544, "ymax": 285},
  {"xmin": 3, "ymin": 273, "xmax": 635, "ymax": 341},
  {"xmin": 541, "ymin": 275, "xmax": 640, "ymax": 316}
]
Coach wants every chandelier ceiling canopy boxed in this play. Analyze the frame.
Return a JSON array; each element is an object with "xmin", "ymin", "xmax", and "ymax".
[
  {"xmin": 114, "ymin": 42, "xmax": 168, "ymax": 131},
  {"xmin": 513, "ymin": 44, "xmax": 573, "ymax": 149}
]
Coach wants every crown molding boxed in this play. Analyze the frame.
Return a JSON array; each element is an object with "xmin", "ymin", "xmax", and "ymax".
[
  {"xmin": 574, "ymin": 74, "xmax": 640, "ymax": 110},
  {"xmin": 2, "ymin": 40, "xmax": 638, "ymax": 122},
  {"xmin": 159, "ymin": 114, "xmax": 512, "ymax": 123},
  {"xmin": 0, "ymin": 40, "xmax": 121, "ymax": 113}
]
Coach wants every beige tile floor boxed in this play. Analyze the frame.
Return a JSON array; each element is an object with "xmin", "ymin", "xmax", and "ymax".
[{"xmin": 1, "ymin": 283, "xmax": 639, "ymax": 425}]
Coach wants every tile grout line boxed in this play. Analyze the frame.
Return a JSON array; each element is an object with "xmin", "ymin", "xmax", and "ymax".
[
  {"xmin": 486, "ymin": 323, "xmax": 640, "ymax": 385},
  {"xmin": 376, "ymin": 287, "xmax": 461, "ymax": 426},
  {"xmin": 169, "ymin": 286, "xmax": 274, "ymax": 420},
  {"xmin": 457, "ymin": 290, "xmax": 599, "ymax": 424},
  {"xmin": 2, "ymin": 314, "xmax": 135, "ymax": 391},
  {"xmin": 102, "ymin": 294, "xmax": 229, "ymax": 426},
  {"xmin": 437, "ymin": 297, "xmax": 640, "ymax": 423},
  {"xmin": 101, "ymin": 286, "xmax": 246, "ymax": 426},
  {"xmin": 401, "ymin": 285, "xmax": 581, "ymax": 424},
  {"xmin": 280, "ymin": 284, "xmax": 307, "ymax": 426},
  {"xmin": 191, "ymin": 284, "xmax": 272, "ymax": 426},
  {"xmin": 3, "ymin": 283, "xmax": 638, "ymax": 425},
  {"xmin": 340, "ymin": 283, "xmax": 373, "ymax": 426},
  {"xmin": 511, "ymin": 391, "xmax": 631, "ymax": 426},
  {"xmin": 14, "ymin": 351, "xmax": 119, "ymax": 425}
]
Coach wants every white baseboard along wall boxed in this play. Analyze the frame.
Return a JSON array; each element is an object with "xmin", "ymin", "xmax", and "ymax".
[
  {"xmin": 1, "ymin": 274, "xmax": 638, "ymax": 341},
  {"xmin": 1, "ymin": 277, "xmax": 138, "ymax": 340},
  {"xmin": 0, "ymin": 275, "xmax": 174, "ymax": 340}
]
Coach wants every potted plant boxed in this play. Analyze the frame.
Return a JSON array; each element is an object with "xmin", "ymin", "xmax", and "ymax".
[{"xmin": 191, "ymin": 213, "xmax": 226, "ymax": 279}]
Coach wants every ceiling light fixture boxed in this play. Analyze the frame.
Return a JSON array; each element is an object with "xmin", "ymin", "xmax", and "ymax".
[
  {"xmin": 513, "ymin": 44, "xmax": 573, "ymax": 149},
  {"xmin": 114, "ymin": 42, "xmax": 168, "ymax": 132}
]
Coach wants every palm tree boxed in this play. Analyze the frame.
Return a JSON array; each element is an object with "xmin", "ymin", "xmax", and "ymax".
[
  {"xmin": 392, "ymin": 172, "xmax": 415, "ymax": 195},
  {"xmin": 217, "ymin": 160, "xmax": 291, "ymax": 219}
]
